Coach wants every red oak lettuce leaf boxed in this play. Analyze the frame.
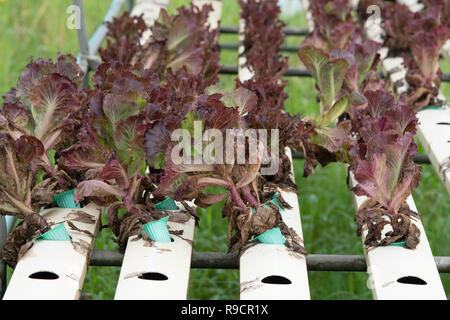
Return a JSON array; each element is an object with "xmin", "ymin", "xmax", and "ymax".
[
  {"xmin": 421, "ymin": 0, "xmax": 450, "ymax": 28},
  {"xmin": 239, "ymin": 0, "xmax": 288, "ymax": 81},
  {"xmin": 351, "ymin": 89, "xmax": 421, "ymax": 215},
  {"xmin": 405, "ymin": 24, "xmax": 450, "ymax": 110},
  {"xmin": 353, "ymin": 132, "xmax": 421, "ymax": 215},
  {"xmin": 99, "ymin": 12, "xmax": 147, "ymax": 64},
  {"xmin": 235, "ymin": 78, "xmax": 288, "ymax": 112},
  {"xmin": 144, "ymin": 117, "xmax": 179, "ymax": 169},
  {"xmin": 298, "ymin": 46, "xmax": 350, "ymax": 111},
  {"xmin": 92, "ymin": 61, "xmax": 160, "ymax": 98},
  {"xmin": 1, "ymin": 54, "xmax": 83, "ymax": 152},
  {"xmin": 364, "ymin": 89, "xmax": 396, "ymax": 118},
  {"xmin": 132, "ymin": 3, "xmax": 220, "ymax": 86},
  {"xmin": 194, "ymin": 93, "xmax": 242, "ymax": 130},
  {"xmin": 383, "ymin": 3, "xmax": 415, "ymax": 54},
  {"xmin": 309, "ymin": 0, "xmax": 353, "ymax": 41},
  {"xmin": 346, "ymin": 40, "xmax": 381, "ymax": 92}
]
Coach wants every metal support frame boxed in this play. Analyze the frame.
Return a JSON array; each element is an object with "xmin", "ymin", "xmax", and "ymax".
[
  {"xmin": 220, "ymin": 25, "xmax": 310, "ymax": 36},
  {"xmin": 73, "ymin": 0, "xmax": 127, "ymax": 88},
  {"xmin": 219, "ymin": 65, "xmax": 450, "ymax": 82},
  {"xmin": 89, "ymin": 250, "xmax": 450, "ymax": 273},
  {"xmin": 292, "ymin": 151, "xmax": 431, "ymax": 165},
  {"xmin": 1, "ymin": 0, "xmax": 448, "ymax": 299},
  {"xmin": 72, "ymin": 0, "xmax": 90, "ymax": 88}
]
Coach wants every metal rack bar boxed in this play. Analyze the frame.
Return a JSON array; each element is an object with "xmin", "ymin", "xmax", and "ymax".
[
  {"xmin": 218, "ymin": 64, "xmax": 450, "ymax": 82},
  {"xmin": 88, "ymin": 250, "xmax": 450, "ymax": 273},
  {"xmin": 219, "ymin": 25, "xmax": 309, "ymax": 36},
  {"xmin": 220, "ymin": 43, "xmax": 300, "ymax": 53},
  {"xmin": 292, "ymin": 151, "xmax": 431, "ymax": 165}
]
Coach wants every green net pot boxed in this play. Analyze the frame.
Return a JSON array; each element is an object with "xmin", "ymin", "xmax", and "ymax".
[
  {"xmin": 142, "ymin": 216, "xmax": 171, "ymax": 242},
  {"xmin": 254, "ymin": 227, "xmax": 286, "ymax": 245},
  {"xmin": 37, "ymin": 223, "xmax": 71, "ymax": 241},
  {"xmin": 389, "ymin": 241, "xmax": 407, "ymax": 247},
  {"xmin": 54, "ymin": 189, "xmax": 81, "ymax": 209},
  {"xmin": 155, "ymin": 197, "xmax": 179, "ymax": 211}
]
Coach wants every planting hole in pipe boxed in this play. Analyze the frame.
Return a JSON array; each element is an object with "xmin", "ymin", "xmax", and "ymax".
[
  {"xmin": 29, "ymin": 271, "xmax": 59, "ymax": 280},
  {"xmin": 138, "ymin": 272, "xmax": 169, "ymax": 281},
  {"xmin": 261, "ymin": 275, "xmax": 292, "ymax": 285},
  {"xmin": 436, "ymin": 122, "xmax": 450, "ymax": 125},
  {"xmin": 397, "ymin": 276, "xmax": 427, "ymax": 285}
]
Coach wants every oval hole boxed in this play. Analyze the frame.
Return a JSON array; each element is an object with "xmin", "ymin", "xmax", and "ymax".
[
  {"xmin": 138, "ymin": 272, "xmax": 168, "ymax": 281},
  {"xmin": 436, "ymin": 122, "xmax": 450, "ymax": 125},
  {"xmin": 397, "ymin": 276, "xmax": 427, "ymax": 285},
  {"xmin": 29, "ymin": 271, "xmax": 59, "ymax": 280},
  {"xmin": 261, "ymin": 275, "xmax": 292, "ymax": 285}
]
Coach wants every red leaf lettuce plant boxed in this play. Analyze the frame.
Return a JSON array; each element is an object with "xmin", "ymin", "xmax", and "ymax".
[
  {"xmin": 350, "ymin": 89, "xmax": 422, "ymax": 248},
  {"xmin": 101, "ymin": 4, "xmax": 221, "ymax": 91},
  {"xmin": 403, "ymin": 6, "xmax": 450, "ymax": 110},
  {"xmin": 146, "ymin": 86, "xmax": 305, "ymax": 254},
  {"xmin": 306, "ymin": 0, "xmax": 358, "ymax": 52},
  {"xmin": 301, "ymin": 1, "xmax": 423, "ymax": 248},
  {"xmin": 382, "ymin": 3, "xmax": 450, "ymax": 110},
  {"xmin": 0, "ymin": 54, "xmax": 85, "ymax": 267},
  {"xmin": 60, "ymin": 62, "xmax": 197, "ymax": 250}
]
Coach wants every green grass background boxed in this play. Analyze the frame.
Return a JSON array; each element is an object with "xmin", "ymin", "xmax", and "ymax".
[{"xmin": 1, "ymin": 0, "xmax": 448, "ymax": 300}]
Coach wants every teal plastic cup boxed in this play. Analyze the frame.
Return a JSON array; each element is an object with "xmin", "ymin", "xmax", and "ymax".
[
  {"xmin": 54, "ymin": 189, "xmax": 81, "ymax": 209},
  {"xmin": 262, "ymin": 199, "xmax": 284, "ymax": 211},
  {"xmin": 424, "ymin": 105, "xmax": 444, "ymax": 110},
  {"xmin": 254, "ymin": 227, "xmax": 286, "ymax": 245},
  {"xmin": 269, "ymin": 197, "xmax": 284, "ymax": 211},
  {"xmin": 142, "ymin": 216, "xmax": 171, "ymax": 242},
  {"xmin": 37, "ymin": 223, "xmax": 71, "ymax": 241},
  {"xmin": 155, "ymin": 197, "xmax": 179, "ymax": 211},
  {"xmin": 269, "ymin": 192, "xmax": 284, "ymax": 211},
  {"xmin": 389, "ymin": 241, "xmax": 406, "ymax": 247}
]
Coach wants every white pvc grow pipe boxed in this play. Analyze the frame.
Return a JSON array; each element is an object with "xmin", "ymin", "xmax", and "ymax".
[
  {"xmin": 356, "ymin": 14, "xmax": 447, "ymax": 300},
  {"xmin": 349, "ymin": 174, "xmax": 446, "ymax": 299},
  {"xmin": 114, "ymin": 0, "xmax": 224, "ymax": 300},
  {"xmin": 237, "ymin": 3, "xmax": 310, "ymax": 300},
  {"xmin": 114, "ymin": 210, "xmax": 196, "ymax": 300},
  {"xmin": 238, "ymin": 150, "xmax": 310, "ymax": 300},
  {"xmin": 3, "ymin": 203, "xmax": 103, "ymax": 300}
]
